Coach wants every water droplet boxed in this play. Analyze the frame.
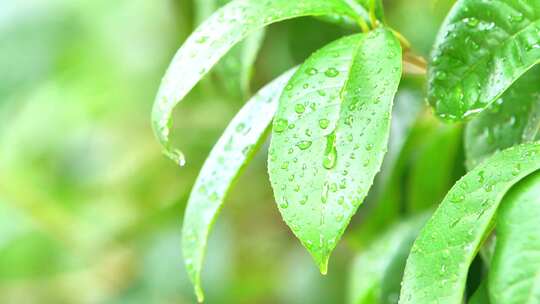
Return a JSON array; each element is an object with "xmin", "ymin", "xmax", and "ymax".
[
  {"xmin": 324, "ymin": 67, "xmax": 339, "ymax": 78},
  {"xmin": 297, "ymin": 140, "xmax": 312, "ymax": 150},
  {"xmin": 323, "ymin": 132, "xmax": 337, "ymax": 169},
  {"xmin": 321, "ymin": 182, "xmax": 330, "ymax": 204},
  {"xmin": 464, "ymin": 17, "xmax": 479, "ymax": 28},
  {"xmin": 274, "ymin": 118, "xmax": 288, "ymax": 133},
  {"xmin": 436, "ymin": 71, "xmax": 447, "ymax": 80},
  {"xmin": 319, "ymin": 119, "xmax": 330, "ymax": 129},
  {"xmin": 511, "ymin": 163, "xmax": 521, "ymax": 176},
  {"xmin": 295, "ymin": 103, "xmax": 306, "ymax": 114},
  {"xmin": 235, "ymin": 123, "xmax": 246, "ymax": 132},
  {"xmin": 306, "ymin": 67, "xmax": 318, "ymax": 75},
  {"xmin": 196, "ymin": 36, "xmax": 208, "ymax": 44},
  {"xmin": 450, "ymin": 194, "xmax": 464, "ymax": 203}
]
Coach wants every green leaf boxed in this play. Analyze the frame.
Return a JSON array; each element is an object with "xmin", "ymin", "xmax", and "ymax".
[
  {"xmin": 349, "ymin": 214, "xmax": 429, "ymax": 304},
  {"xmin": 268, "ymin": 28, "xmax": 402, "ymax": 273},
  {"xmin": 465, "ymin": 67, "xmax": 540, "ymax": 170},
  {"xmin": 399, "ymin": 142, "xmax": 540, "ymax": 304},
  {"xmin": 351, "ymin": 87, "xmax": 425, "ymax": 247},
  {"xmin": 152, "ymin": 0, "xmax": 361, "ymax": 166},
  {"xmin": 357, "ymin": 0, "xmax": 385, "ymax": 22},
  {"xmin": 182, "ymin": 68, "xmax": 296, "ymax": 302},
  {"xmin": 407, "ymin": 123, "xmax": 462, "ymax": 212},
  {"xmin": 469, "ymin": 280, "xmax": 491, "ymax": 304},
  {"xmin": 428, "ymin": 0, "xmax": 540, "ymax": 121},
  {"xmin": 194, "ymin": 0, "xmax": 265, "ymax": 100},
  {"xmin": 489, "ymin": 171, "xmax": 540, "ymax": 304}
]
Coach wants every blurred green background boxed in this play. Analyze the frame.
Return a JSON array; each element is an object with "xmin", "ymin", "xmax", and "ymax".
[{"xmin": 0, "ymin": 0, "xmax": 456, "ymax": 303}]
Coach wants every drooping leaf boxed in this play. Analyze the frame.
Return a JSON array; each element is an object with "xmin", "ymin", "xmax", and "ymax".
[
  {"xmin": 489, "ymin": 171, "xmax": 540, "ymax": 304},
  {"xmin": 399, "ymin": 142, "xmax": 540, "ymax": 304},
  {"xmin": 268, "ymin": 28, "xmax": 402, "ymax": 272},
  {"xmin": 194, "ymin": 0, "xmax": 265, "ymax": 100},
  {"xmin": 428, "ymin": 0, "xmax": 540, "ymax": 121},
  {"xmin": 465, "ymin": 67, "xmax": 540, "ymax": 170},
  {"xmin": 152, "ymin": 0, "xmax": 362, "ymax": 166},
  {"xmin": 348, "ymin": 214, "xmax": 429, "ymax": 304},
  {"xmin": 182, "ymin": 68, "xmax": 296, "ymax": 302}
]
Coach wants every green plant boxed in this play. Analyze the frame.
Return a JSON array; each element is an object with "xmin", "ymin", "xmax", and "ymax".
[{"xmin": 153, "ymin": 0, "xmax": 540, "ymax": 303}]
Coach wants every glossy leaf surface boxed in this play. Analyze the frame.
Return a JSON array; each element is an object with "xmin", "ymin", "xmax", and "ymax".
[
  {"xmin": 182, "ymin": 69, "xmax": 296, "ymax": 302},
  {"xmin": 268, "ymin": 29, "xmax": 402, "ymax": 272},
  {"xmin": 489, "ymin": 171, "xmax": 540, "ymax": 304},
  {"xmin": 152, "ymin": 0, "xmax": 360, "ymax": 165},
  {"xmin": 465, "ymin": 68, "xmax": 540, "ymax": 169},
  {"xmin": 195, "ymin": 0, "xmax": 265, "ymax": 99},
  {"xmin": 400, "ymin": 142, "xmax": 540, "ymax": 304},
  {"xmin": 428, "ymin": 0, "xmax": 540, "ymax": 120}
]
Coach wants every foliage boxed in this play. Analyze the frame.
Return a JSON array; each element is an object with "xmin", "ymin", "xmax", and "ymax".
[
  {"xmin": 157, "ymin": 0, "xmax": 540, "ymax": 302},
  {"xmin": 3, "ymin": 0, "xmax": 540, "ymax": 303},
  {"xmin": 147, "ymin": 0, "xmax": 540, "ymax": 302}
]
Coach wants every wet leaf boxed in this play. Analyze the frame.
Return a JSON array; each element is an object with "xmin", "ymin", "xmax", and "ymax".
[
  {"xmin": 465, "ymin": 68, "xmax": 540, "ymax": 170},
  {"xmin": 428, "ymin": 0, "xmax": 540, "ymax": 121},
  {"xmin": 268, "ymin": 28, "xmax": 402, "ymax": 272},
  {"xmin": 152, "ymin": 0, "xmax": 361, "ymax": 166},
  {"xmin": 399, "ymin": 142, "xmax": 540, "ymax": 304},
  {"xmin": 182, "ymin": 68, "xmax": 296, "ymax": 302},
  {"xmin": 195, "ymin": 0, "xmax": 265, "ymax": 100},
  {"xmin": 489, "ymin": 171, "xmax": 540, "ymax": 304}
]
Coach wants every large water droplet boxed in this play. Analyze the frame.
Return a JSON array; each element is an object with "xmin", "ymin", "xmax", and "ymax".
[
  {"xmin": 324, "ymin": 67, "xmax": 339, "ymax": 78},
  {"xmin": 321, "ymin": 182, "xmax": 330, "ymax": 204},
  {"xmin": 295, "ymin": 103, "xmax": 306, "ymax": 114},
  {"xmin": 274, "ymin": 118, "xmax": 288, "ymax": 133},
  {"xmin": 323, "ymin": 132, "xmax": 337, "ymax": 169},
  {"xmin": 297, "ymin": 140, "xmax": 312, "ymax": 150},
  {"xmin": 319, "ymin": 119, "xmax": 330, "ymax": 129}
]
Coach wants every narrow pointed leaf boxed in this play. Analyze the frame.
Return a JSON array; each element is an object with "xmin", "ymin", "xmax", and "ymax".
[
  {"xmin": 268, "ymin": 28, "xmax": 402, "ymax": 272},
  {"xmin": 428, "ymin": 0, "xmax": 540, "ymax": 120},
  {"xmin": 489, "ymin": 171, "xmax": 540, "ymax": 304},
  {"xmin": 182, "ymin": 69, "xmax": 296, "ymax": 302},
  {"xmin": 465, "ymin": 68, "xmax": 540, "ymax": 170},
  {"xmin": 399, "ymin": 142, "xmax": 540, "ymax": 304},
  {"xmin": 195, "ymin": 0, "xmax": 265, "ymax": 100},
  {"xmin": 152, "ymin": 0, "xmax": 361, "ymax": 165}
]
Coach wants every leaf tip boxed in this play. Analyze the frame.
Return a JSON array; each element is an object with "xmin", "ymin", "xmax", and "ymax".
[
  {"xmin": 318, "ymin": 256, "xmax": 329, "ymax": 275},
  {"xmin": 195, "ymin": 285, "xmax": 205, "ymax": 303},
  {"xmin": 163, "ymin": 148, "xmax": 186, "ymax": 166}
]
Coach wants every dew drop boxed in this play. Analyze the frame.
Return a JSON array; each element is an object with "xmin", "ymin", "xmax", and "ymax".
[
  {"xmin": 306, "ymin": 67, "xmax": 318, "ymax": 75},
  {"xmin": 295, "ymin": 103, "xmax": 306, "ymax": 114},
  {"xmin": 319, "ymin": 118, "xmax": 330, "ymax": 129},
  {"xmin": 322, "ymin": 132, "xmax": 337, "ymax": 169},
  {"xmin": 297, "ymin": 140, "xmax": 312, "ymax": 150},
  {"xmin": 274, "ymin": 118, "xmax": 288, "ymax": 133},
  {"xmin": 324, "ymin": 67, "xmax": 339, "ymax": 78}
]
